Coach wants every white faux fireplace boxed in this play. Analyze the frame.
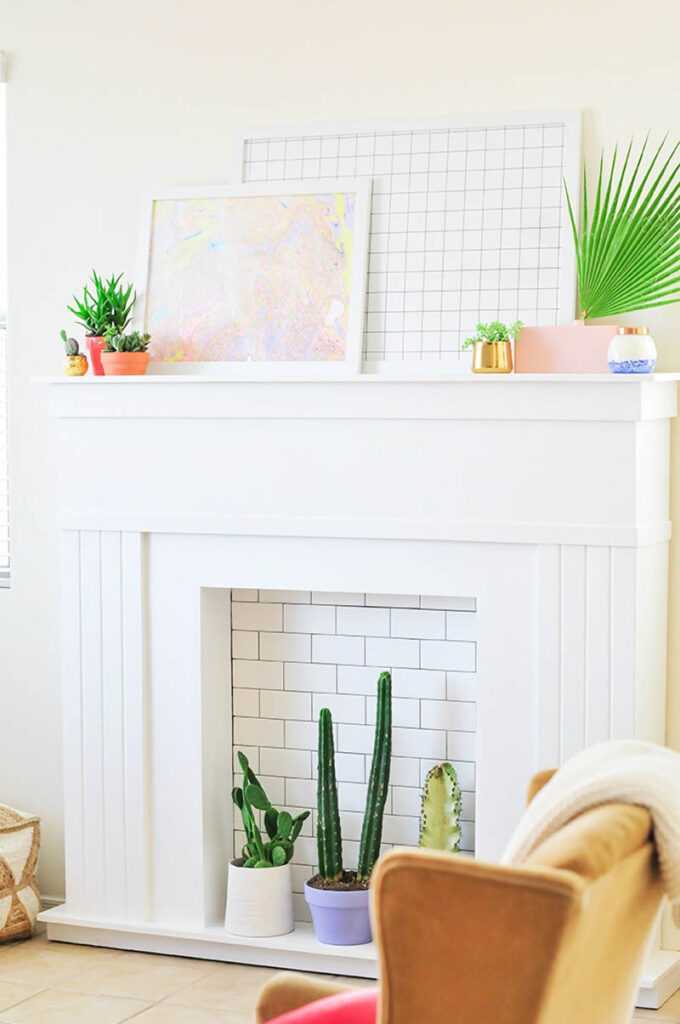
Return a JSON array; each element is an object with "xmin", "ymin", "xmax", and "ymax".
[{"xmin": 40, "ymin": 372, "xmax": 680, "ymax": 1005}]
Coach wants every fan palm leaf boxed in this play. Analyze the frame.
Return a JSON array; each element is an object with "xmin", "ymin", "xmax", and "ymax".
[{"xmin": 565, "ymin": 137, "xmax": 680, "ymax": 320}]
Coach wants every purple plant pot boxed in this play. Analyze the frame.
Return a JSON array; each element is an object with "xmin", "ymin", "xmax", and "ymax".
[{"xmin": 304, "ymin": 881, "xmax": 372, "ymax": 945}]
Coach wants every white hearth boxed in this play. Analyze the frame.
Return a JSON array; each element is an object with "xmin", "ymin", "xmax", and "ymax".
[{"xmin": 39, "ymin": 373, "xmax": 680, "ymax": 1003}]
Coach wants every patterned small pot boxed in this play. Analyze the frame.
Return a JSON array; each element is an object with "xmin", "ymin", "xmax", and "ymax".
[
  {"xmin": 607, "ymin": 327, "xmax": 657, "ymax": 374},
  {"xmin": 62, "ymin": 355, "xmax": 89, "ymax": 377}
]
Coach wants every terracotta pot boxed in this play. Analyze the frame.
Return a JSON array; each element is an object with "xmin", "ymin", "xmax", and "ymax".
[
  {"xmin": 100, "ymin": 351, "xmax": 150, "ymax": 376},
  {"xmin": 514, "ymin": 323, "xmax": 616, "ymax": 374},
  {"xmin": 85, "ymin": 336, "xmax": 106, "ymax": 376}
]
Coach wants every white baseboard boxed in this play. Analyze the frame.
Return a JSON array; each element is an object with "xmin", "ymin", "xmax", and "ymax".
[{"xmin": 638, "ymin": 950, "xmax": 680, "ymax": 1009}]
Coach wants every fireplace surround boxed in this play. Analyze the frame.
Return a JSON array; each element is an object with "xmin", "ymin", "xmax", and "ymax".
[{"xmin": 39, "ymin": 372, "xmax": 680, "ymax": 1004}]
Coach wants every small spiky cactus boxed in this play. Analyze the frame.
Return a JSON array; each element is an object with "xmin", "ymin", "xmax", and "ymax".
[
  {"xmin": 419, "ymin": 762, "xmax": 462, "ymax": 853},
  {"xmin": 356, "ymin": 670, "xmax": 392, "ymax": 881},
  {"xmin": 60, "ymin": 329, "xmax": 80, "ymax": 356},
  {"xmin": 316, "ymin": 708, "xmax": 343, "ymax": 880}
]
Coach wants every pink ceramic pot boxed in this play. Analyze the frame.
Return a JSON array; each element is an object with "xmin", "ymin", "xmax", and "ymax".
[
  {"xmin": 85, "ymin": 336, "xmax": 107, "ymax": 376},
  {"xmin": 514, "ymin": 323, "xmax": 616, "ymax": 374}
]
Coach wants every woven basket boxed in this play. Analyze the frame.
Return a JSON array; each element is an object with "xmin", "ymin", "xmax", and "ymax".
[{"xmin": 0, "ymin": 806, "xmax": 40, "ymax": 942}]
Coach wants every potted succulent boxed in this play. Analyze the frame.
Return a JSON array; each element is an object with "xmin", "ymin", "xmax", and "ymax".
[
  {"xmin": 418, "ymin": 762, "xmax": 462, "ymax": 852},
  {"xmin": 101, "ymin": 331, "xmax": 151, "ymax": 376},
  {"xmin": 226, "ymin": 751, "xmax": 310, "ymax": 937},
  {"xmin": 305, "ymin": 671, "xmax": 392, "ymax": 945},
  {"xmin": 462, "ymin": 320, "xmax": 522, "ymax": 374},
  {"xmin": 516, "ymin": 137, "xmax": 680, "ymax": 373},
  {"xmin": 60, "ymin": 330, "xmax": 88, "ymax": 377},
  {"xmin": 67, "ymin": 271, "xmax": 135, "ymax": 375}
]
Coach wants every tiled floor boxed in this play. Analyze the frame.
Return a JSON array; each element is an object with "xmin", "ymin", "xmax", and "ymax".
[
  {"xmin": 0, "ymin": 931, "xmax": 372, "ymax": 1023},
  {"xmin": 0, "ymin": 930, "xmax": 676, "ymax": 1022}
]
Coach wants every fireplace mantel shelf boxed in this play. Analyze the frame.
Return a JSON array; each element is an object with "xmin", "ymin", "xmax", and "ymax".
[{"xmin": 36, "ymin": 371, "xmax": 680, "ymax": 384}]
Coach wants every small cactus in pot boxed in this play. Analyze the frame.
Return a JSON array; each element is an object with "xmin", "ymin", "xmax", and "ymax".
[{"xmin": 60, "ymin": 330, "xmax": 88, "ymax": 377}]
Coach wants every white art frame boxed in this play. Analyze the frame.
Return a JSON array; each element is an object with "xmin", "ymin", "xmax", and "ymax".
[
  {"xmin": 234, "ymin": 109, "xmax": 582, "ymax": 373},
  {"xmin": 134, "ymin": 179, "xmax": 372, "ymax": 377}
]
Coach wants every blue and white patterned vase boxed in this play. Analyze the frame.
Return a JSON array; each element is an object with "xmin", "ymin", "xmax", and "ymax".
[{"xmin": 607, "ymin": 327, "xmax": 657, "ymax": 374}]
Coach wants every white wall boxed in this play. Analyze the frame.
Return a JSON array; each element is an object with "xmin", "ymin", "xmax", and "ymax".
[{"xmin": 1, "ymin": 0, "xmax": 680, "ymax": 917}]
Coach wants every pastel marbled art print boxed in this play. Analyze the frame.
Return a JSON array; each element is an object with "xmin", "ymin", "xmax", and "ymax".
[{"xmin": 144, "ymin": 192, "xmax": 358, "ymax": 363}]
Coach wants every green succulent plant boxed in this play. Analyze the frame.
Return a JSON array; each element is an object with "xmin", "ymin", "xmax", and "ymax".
[
  {"xmin": 419, "ymin": 762, "xmax": 462, "ymax": 853},
  {"xmin": 565, "ymin": 136, "xmax": 680, "ymax": 320},
  {"xmin": 316, "ymin": 670, "xmax": 392, "ymax": 884},
  {"xmin": 67, "ymin": 271, "xmax": 135, "ymax": 337},
  {"xmin": 103, "ymin": 330, "xmax": 151, "ymax": 353},
  {"xmin": 462, "ymin": 320, "xmax": 523, "ymax": 349},
  {"xmin": 233, "ymin": 751, "xmax": 310, "ymax": 868},
  {"xmin": 60, "ymin": 328, "xmax": 80, "ymax": 357}
]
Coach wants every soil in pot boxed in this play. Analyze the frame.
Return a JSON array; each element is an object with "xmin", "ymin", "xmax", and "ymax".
[{"xmin": 307, "ymin": 871, "xmax": 369, "ymax": 892}]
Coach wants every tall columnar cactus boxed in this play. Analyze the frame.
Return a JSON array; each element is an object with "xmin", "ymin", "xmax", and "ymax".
[
  {"xmin": 419, "ymin": 762, "xmax": 462, "ymax": 853},
  {"xmin": 317, "ymin": 708, "xmax": 343, "ymax": 880},
  {"xmin": 357, "ymin": 671, "xmax": 392, "ymax": 881}
]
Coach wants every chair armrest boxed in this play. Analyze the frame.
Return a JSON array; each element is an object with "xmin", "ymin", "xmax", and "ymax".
[
  {"xmin": 372, "ymin": 848, "xmax": 582, "ymax": 1024},
  {"xmin": 256, "ymin": 973, "xmax": 351, "ymax": 1023}
]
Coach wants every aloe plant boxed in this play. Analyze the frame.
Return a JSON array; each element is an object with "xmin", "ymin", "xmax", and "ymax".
[
  {"xmin": 233, "ymin": 751, "xmax": 310, "ymax": 868},
  {"xmin": 68, "ymin": 271, "xmax": 136, "ymax": 336},
  {"xmin": 565, "ymin": 136, "xmax": 680, "ymax": 320}
]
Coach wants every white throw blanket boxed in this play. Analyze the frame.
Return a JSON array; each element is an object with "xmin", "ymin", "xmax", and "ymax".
[{"xmin": 502, "ymin": 740, "xmax": 680, "ymax": 924}]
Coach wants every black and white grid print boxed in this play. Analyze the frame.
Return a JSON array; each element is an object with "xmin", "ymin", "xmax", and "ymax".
[{"xmin": 239, "ymin": 113, "xmax": 580, "ymax": 366}]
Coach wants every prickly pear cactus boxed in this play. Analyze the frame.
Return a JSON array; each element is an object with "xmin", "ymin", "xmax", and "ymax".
[{"xmin": 419, "ymin": 762, "xmax": 462, "ymax": 853}]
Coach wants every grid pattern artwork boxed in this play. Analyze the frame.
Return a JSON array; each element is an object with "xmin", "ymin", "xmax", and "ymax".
[
  {"xmin": 230, "ymin": 588, "xmax": 477, "ymax": 923},
  {"xmin": 239, "ymin": 112, "xmax": 580, "ymax": 367}
]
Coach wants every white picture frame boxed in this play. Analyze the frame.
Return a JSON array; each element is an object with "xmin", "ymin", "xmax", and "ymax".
[{"xmin": 134, "ymin": 179, "xmax": 372, "ymax": 377}]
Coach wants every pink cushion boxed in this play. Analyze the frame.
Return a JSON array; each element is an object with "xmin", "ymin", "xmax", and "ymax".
[{"xmin": 268, "ymin": 988, "xmax": 379, "ymax": 1024}]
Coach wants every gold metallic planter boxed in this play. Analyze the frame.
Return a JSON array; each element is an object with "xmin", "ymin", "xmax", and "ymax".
[{"xmin": 471, "ymin": 340, "xmax": 513, "ymax": 373}]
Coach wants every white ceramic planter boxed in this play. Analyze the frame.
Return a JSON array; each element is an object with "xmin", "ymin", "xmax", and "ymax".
[
  {"xmin": 607, "ymin": 327, "xmax": 657, "ymax": 374},
  {"xmin": 224, "ymin": 860, "xmax": 294, "ymax": 937}
]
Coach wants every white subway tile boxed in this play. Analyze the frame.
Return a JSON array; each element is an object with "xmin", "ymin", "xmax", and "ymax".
[
  {"xmin": 284, "ymin": 603, "xmax": 336, "ymax": 634},
  {"xmin": 312, "ymin": 591, "xmax": 365, "ymax": 606},
  {"xmin": 446, "ymin": 611, "xmax": 477, "ymax": 641},
  {"xmin": 292, "ymin": 835, "xmax": 317, "ymax": 863},
  {"xmin": 381, "ymin": 815, "xmax": 420, "ymax": 845},
  {"xmin": 233, "ymin": 746, "xmax": 259, "ymax": 773},
  {"xmin": 312, "ymin": 634, "xmax": 365, "ymax": 666},
  {"xmin": 393, "ymin": 726, "xmax": 446, "ymax": 760},
  {"xmin": 260, "ymin": 690, "xmax": 312, "ymax": 721},
  {"xmin": 260, "ymin": 747, "xmax": 312, "ymax": 778},
  {"xmin": 420, "ymin": 596, "xmax": 476, "ymax": 611},
  {"xmin": 342, "ymin": 840, "xmax": 361, "ymax": 870},
  {"xmin": 450, "ymin": 760, "xmax": 476, "ymax": 790},
  {"xmin": 366, "ymin": 637, "xmax": 419, "ymax": 669},
  {"xmin": 366, "ymin": 593, "xmax": 419, "ymax": 608},
  {"xmin": 232, "ymin": 630, "xmax": 259, "ymax": 660},
  {"xmin": 448, "ymin": 730, "xmax": 476, "ymax": 761},
  {"xmin": 338, "ymin": 724, "xmax": 375, "ymax": 755},
  {"xmin": 292, "ymin": 893, "xmax": 312, "ymax": 923},
  {"xmin": 460, "ymin": 821, "xmax": 475, "ymax": 851},
  {"xmin": 338, "ymin": 781, "xmax": 368, "ymax": 813},
  {"xmin": 232, "ymin": 689, "xmax": 259, "ymax": 718},
  {"xmin": 286, "ymin": 778, "xmax": 317, "ymax": 808},
  {"xmin": 290, "ymin": 864, "xmax": 314, "ymax": 893},
  {"xmin": 391, "ymin": 787, "xmax": 422, "ymax": 817},
  {"xmin": 389, "ymin": 757, "xmax": 420, "ymax": 787},
  {"xmin": 460, "ymin": 791, "xmax": 476, "ymax": 821},
  {"xmin": 391, "ymin": 668, "xmax": 446, "ymax": 700},
  {"xmin": 337, "ymin": 665, "xmax": 383, "ymax": 695},
  {"xmin": 339, "ymin": 810, "xmax": 364, "ymax": 841},
  {"xmin": 233, "ymin": 659, "xmax": 283, "ymax": 690},
  {"xmin": 336, "ymin": 606, "xmax": 390, "ymax": 637},
  {"xmin": 312, "ymin": 752, "xmax": 365, "ymax": 783},
  {"xmin": 313, "ymin": 693, "xmax": 365, "ymax": 725},
  {"xmin": 285, "ymin": 662, "xmax": 336, "ymax": 693},
  {"xmin": 367, "ymin": 695, "xmax": 418, "ymax": 728},
  {"xmin": 231, "ymin": 589, "xmax": 258, "ymax": 602},
  {"xmin": 256, "ymin": 774, "xmax": 286, "ymax": 805},
  {"xmin": 260, "ymin": 590, "xmax": 311, "ymax": 604},
  {"xmin": 446, "ymin": 672, "xmax": 476, "ymax": 702},
  {"xmin": 232, "ymin": 601, "xmax": 282, "ymax": 632},
  {"xmin": 421, "ymin": 700, "xmax": 476, "ymax": 732},
  {"xmin": 285, "ymin": 720, "xmax": 319, "ymax": 750},
  {"xmin": 421, "ymin": 640, "xmax": 476, "ymax": 671},
  {"xmin": 260, "ymin": 632, "xmax": 311, "ymax": 663},
  {"xmin": 391, "ymin": 608, "xmax": 445, "ymax": 640},
  {"xmin": 234, "ymin": 717, "xmax": 283, "ymax": 748}
]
